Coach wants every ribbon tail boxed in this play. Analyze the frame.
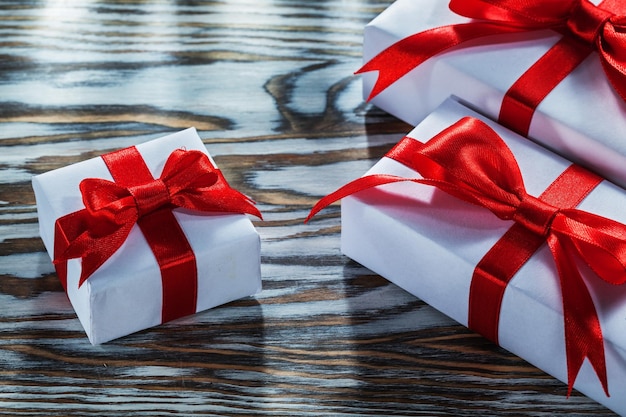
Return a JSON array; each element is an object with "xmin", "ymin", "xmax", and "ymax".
[
  {"xmin": 185, "ymin": 186, "xmax": 263, "ymax": 220},
  {"xmin": 356, "ymin": 23, "xmax": 526, "ymax": 101},
  {"xmin": 305, "ymin": 174, "xmax": 416, "ymax": 223},
  {"xmin": 178, "ymin": 168, "xmax": 264, "ymax": 220},
  {"xmin": 216, "ymin": 188, "xmax": 263, "ymax": 220},
  {"xmin": 548, "ymin": 235, "xmax": 609, "ymax": 397}
]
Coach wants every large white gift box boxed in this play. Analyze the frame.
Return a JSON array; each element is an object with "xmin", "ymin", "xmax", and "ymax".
[
  {"xmin": 361, "ymin": 0, "xmax": 626, "ymax": 188},
  {"xmin": 334, "ymin": 98, "xmax": 626, "ymax": 415},
  {"xmin": 32, "ymin": 128, "xmax": 262, "ymax": 345}
]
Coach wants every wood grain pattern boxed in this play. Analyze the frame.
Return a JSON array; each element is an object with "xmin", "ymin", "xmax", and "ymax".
[{"xmin": 0, "ymin": 0, "xmax": 617, "ymax": 415}]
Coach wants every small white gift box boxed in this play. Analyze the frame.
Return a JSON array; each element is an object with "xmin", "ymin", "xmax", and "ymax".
[
  {"xmin": 321, "ymin": 98, "xmax": 626, "ymax": 415},
  {"xmin": 361, "ymin": 0, "xmax": 626, "ymax": 188},
  {"xmin": 32, "ymin": 128, "xmax": 262, "ymax": 344}
]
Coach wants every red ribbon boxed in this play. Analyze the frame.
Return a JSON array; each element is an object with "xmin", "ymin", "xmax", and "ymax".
[
  {"xmin": 53, "ymin": 146, "xmax": 262, "ymax": 323},
  {"xmin": 306, "ymin": 117, "xmax": 626, "ymax": 396},
  {"xmin": 358, "ymin": 0, "xmax": 626, "ymax": 135}
]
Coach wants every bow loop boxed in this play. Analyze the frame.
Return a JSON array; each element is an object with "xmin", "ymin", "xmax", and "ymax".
[
  {"xmin": 403, "ymin": 117, "xmax": 527, "ymax": 218},
  {"xmin": 79, "ymin": 178, "xmax": 138, "ymax": 231},
  {"xmin": 604, "ymin": 15, "xmax": 626, "ymax": 59},
  {"xmin": 160, "ymin": 149, "xmax": 219, "ymax": 194},
  {"xmin": 566, "ymin": 1, "xmax": 613, "ymax": 46}
]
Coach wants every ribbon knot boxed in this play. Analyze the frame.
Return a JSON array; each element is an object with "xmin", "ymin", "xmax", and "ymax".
[
  {"xmin": 513, "ymin": 194, "xmax": 558, "ymax": 237},
  {"xmin": 128, "ymin": 179, "xmax": 171, "ymax": 217},
  {"xmin": 566, "ymin": 1, "xmax": 613, "ymax": 46}
]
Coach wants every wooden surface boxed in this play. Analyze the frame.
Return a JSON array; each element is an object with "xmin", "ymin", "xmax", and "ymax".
[{"xmin": 0, "ymin": 1, "xmax": 617, "ymax": 415}]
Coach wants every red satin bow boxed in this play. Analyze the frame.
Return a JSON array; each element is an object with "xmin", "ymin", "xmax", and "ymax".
[
  {"xmin": 358, "ymin": 0, "xmax": 626, "ymax": 106},
  {"xmin": 307, "ymin": 117, "xmax": 626, "ymax": 396},
  {"xmin": 54, "ymin": 148, "xmax": 262, "ymax": 287}
]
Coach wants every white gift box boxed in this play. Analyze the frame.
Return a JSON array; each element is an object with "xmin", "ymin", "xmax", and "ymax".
[
  {"xmin": 340, "ymin": 98, "xmax": 626, "ymax": 415},
  {"xmin": 32, "ymin": 128, "xmax": 262, "ymax": 345},
  {"xmin": 362, "ymin": 0, "xmax": 626, "ymax": 188}
]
